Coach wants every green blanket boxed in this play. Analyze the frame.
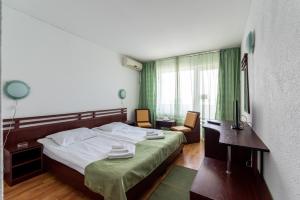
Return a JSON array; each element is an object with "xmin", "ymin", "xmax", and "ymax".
[{"xmin": 84, "ymin": 131, "xmax": 185, "ymax": 200}]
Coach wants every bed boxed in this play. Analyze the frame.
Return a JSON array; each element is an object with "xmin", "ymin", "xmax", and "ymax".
[{"xmin": 3, "ymin": 108, "xmax": 185, "ymax": 200}]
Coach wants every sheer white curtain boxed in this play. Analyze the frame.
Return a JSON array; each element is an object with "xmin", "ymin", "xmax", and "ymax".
[
  {"xmin": 156, "ymin": 52, "xmax": 219, "ymax": 124},
  {"xmin": 156, "ymin": 58, "xmax": 177, "ymax": 118}
]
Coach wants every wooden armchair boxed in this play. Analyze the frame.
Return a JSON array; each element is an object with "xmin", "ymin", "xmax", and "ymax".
[
  {"xmin": 170, "ymin": 111, "xmax": 200, "ymax": 143},
  {"xmin": 135, "ymin": 109, "xmax": 152, "ymax": 128}
]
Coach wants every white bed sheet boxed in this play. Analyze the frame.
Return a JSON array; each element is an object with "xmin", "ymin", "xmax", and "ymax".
[
  {"xmin": 92, "ymin": 129, "xmax": 146, "ymax": 144},
  {"xmin": 93, "ymin": 123, "xmax": 163, "ymax": 144},
  {"xmin": 37, "ymin": 132, "xmax": 135, "ymax": 174}
]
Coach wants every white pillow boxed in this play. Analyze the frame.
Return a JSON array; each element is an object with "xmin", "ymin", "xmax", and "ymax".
[
  {"xmin": 46, "ymin": 127, "xmax": 97, "ymax": 146},
  {"xmin": 97, "ymin": 122, "xmax": 130, "ymax": 132}
]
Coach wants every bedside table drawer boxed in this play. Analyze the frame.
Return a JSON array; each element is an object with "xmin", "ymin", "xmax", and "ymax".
[{"xmin": 12, "ymin": 147, "xmax": 42, "ymax": 166}]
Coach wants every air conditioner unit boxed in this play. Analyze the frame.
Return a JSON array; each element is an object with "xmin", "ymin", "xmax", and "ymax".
[{"xmin": 122, "ymin": 56, "xmax": 142, "ymax": 71}]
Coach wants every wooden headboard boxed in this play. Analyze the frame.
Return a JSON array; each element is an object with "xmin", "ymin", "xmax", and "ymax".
[{"xmin": 3, "ymin": 108, "xmax": 127, "ymax": 147}]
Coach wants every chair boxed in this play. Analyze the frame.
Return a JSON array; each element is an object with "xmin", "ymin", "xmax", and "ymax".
[
  {"xmin": 170, "ymin": 111, "xmax": 200, "ymax": 143},
  {"xmin": 135, "ymin": 109, "xmax": 152, "ymax": 128}
]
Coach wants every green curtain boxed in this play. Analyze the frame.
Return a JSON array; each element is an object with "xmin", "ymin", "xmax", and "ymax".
[
  {"xmin": 215, "ymin": 47, "xmax": 241, "ymax": 121},
  {"xmin": 139, "ymin": 61, "xmax": 157, "ymax": 124}
]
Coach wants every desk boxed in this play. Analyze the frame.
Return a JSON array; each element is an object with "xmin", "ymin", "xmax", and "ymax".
[
  {"xmin": 190, "ymin": 121, "xmax": 271, "ymax": 200},
  {"xmin": 204, "ymin": 121, "xmax": 269, "ymax": 151},
  {"xmin": 203, "ymin": 121, "xmax": 269, "ymax": 174},
  {"xmin": 190, "ymin": 158, "xmax": 272, "ymax": 200}
]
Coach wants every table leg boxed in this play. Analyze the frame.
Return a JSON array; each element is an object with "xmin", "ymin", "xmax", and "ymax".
[
  {"xmin": 251, "ymin": 150, "xmax": 253, "ymax": 168},
  {"xmin": 260, "ymin": 151, "xmax": 264, "ymax": 177},
  {"xmin": 226, "ymin": 146, "xmax": 232, "ymax": 175}
]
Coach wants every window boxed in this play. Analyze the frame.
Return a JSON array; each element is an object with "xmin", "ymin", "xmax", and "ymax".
[
  {"xmin": 156, "ymin": 58, "xmax": 177, "ymax": 118},
  {"xmin": 156, "ymin": 52, "xmax": 219, "ymax": 123}
]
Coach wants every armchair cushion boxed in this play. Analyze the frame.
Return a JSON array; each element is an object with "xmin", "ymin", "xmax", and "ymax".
[
  {"xmin": 170, "ymin": 126, "xmax": 191, "ymax": 133},
  {"xmin": 137, "ymin": 122, "xmax": 152, "ymax": 128}
]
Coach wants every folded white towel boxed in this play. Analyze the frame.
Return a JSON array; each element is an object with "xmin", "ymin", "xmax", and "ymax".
[
  {"xmin": 112, "ymin": 144, "xmax": 125, "ymax": 149},
  {"xmin": 122, "ymin": 130, "xmax": 147, "ymax": 135},
  {"xmin": 146, "ymin": 131, "xmax": 158, "ymax": 136},
  {"xmin": 107, "ymin": 152, "xmax": 134, "ymax": 159},
  {"xmin": 110, "ymin": 148, "xmax": 129, "ymax": 153},
  {"xmin": 145, "ymin": 134, "xmax": 165, "ymax": 140}
]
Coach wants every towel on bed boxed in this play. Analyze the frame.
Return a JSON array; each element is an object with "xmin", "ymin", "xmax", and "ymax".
[
  {"xmin": 107, "ymin": 144, "xmax": 134, "ymax": 159},
  {"xmin": 145, "ymin": 132, "xmax": 165, "ymax": 140},
  {"xmin": 107, "ymin": 152, "xmax": 134, "ymax": 159}
]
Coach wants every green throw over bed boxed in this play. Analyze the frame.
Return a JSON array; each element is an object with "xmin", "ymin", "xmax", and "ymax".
[{"xmin": 84, "ymin": 131, "xmax": 186, "ymax": 200}]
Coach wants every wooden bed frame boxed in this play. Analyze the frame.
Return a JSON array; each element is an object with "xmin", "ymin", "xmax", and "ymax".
[{"xmin": 3, "ymin": 108, "xmax": 183, "ymax": 200}]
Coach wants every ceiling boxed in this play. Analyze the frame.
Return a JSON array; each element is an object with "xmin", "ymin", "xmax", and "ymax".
[{"xmin": 3, "ymin": 0, "xmax": 251, "ymax": 61}]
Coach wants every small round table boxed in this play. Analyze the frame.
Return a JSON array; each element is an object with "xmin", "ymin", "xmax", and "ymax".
[{"xmin": 156, "ymin": 119, "xmax": 176, "ymax": 130}]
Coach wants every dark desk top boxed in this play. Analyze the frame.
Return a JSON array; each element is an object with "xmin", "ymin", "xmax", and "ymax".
[
  {"xmin": 203, "ymin": 121, "xmax": 269, "ymax": 152},
  {"xmin": 190, "ymin": 158, "xmax": 272, "ymax": 200}
]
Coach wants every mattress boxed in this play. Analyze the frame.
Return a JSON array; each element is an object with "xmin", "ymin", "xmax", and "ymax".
[
  {"xmin": 37, "ymin": 131, "xmax": 136, "ymax": 174},
  {"xmin": 92, "ymin": 128, "xmax": 146, "ymax": 144}
]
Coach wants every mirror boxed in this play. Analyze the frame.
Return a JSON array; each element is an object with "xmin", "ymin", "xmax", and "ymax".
[{"xmin": 4, "ymin": 80, "xmax": 30, "ymax": 100}]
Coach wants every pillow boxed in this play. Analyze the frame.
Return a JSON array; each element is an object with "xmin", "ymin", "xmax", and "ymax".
[
  {"xmin": 97, "ymin": 122, "xmax": 130, "ymax": 132},
  {"xmin": 46, "ymin": 127, "xmax": 97, "ymax": 146}
]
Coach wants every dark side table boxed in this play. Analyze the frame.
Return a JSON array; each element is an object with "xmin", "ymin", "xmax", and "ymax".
[
  {"xmin": 4, "ymin": 141, "xmax": 43, "ymax": 186},
  {"xmin": 156, "ymin": 119, "xmax": 176, "ymax": 130},
  {"xmin": 124, "ymin": 121, "xmax": 136, "ymax": 126}
]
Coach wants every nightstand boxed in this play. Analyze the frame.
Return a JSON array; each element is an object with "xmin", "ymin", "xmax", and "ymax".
[
  {"xmin": 156, "ymin": 119, "xmax": 176, "ymax": 130},
  {"xmin": 4, "ymin": 141, "xmax": 43, "ymax": 186}
]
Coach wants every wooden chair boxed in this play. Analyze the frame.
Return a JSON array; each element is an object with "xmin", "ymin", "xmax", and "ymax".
[
  {"xmin": 170, "ymin": 111, "xmax": 200, "ymax": 143},
  {"xmin": 135, "ymin": 109, "xmax": 152, "ymax": 128}
]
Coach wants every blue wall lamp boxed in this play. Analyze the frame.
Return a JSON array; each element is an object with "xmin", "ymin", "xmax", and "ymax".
[
  {"xmin": 246, "ymin": 30, "xmax": 255, "ymax": 54},
  {"xmin": 118, "ymin": 89, "xmax": 127, "ymax": 100},
  {"xmin": 4, "ymin": 80, "xmax": 31, "ymax": 100}
]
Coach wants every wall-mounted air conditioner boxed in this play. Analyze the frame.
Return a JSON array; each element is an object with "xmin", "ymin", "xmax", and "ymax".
[{"xmin": 122, "ymin": 56, "xmax": 142, "ymax": 71}]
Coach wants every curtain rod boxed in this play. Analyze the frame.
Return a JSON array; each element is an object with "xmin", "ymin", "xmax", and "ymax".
[
  {"xmin": 152, "ymin": 45, "xmax": 241, "ymax": 62},
  {"xmin": 155, "ymin": 49, "xmax": 220, "ymax": 62}
]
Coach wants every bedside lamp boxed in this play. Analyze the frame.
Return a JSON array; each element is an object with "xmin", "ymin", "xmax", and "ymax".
[
  {"xmin": 118, "ymin": 89, "xmax": 126, "ymax": 100},
  {"xmin": 118, "ymin": 89, "xmax": 126, "ymax": 108},
  {"xmin": 4, "ymin": 80, "xmax": 31, "ymax": 148},
  {"xmin": 4, "ymin": 80, "xmax": 31, "ymax": 100}
]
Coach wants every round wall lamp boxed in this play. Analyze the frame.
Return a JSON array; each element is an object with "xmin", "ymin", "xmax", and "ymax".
[
  {"xmin": 246, "ymin": 30, "xmax": 255, "ymax": 54},
  {"xmin": 118, "ymin": 89, "xmax": 127, "ymax": 100},
  {"xmin": 4, "ymin": 80, "xmax": 31, "ymax": 100}
]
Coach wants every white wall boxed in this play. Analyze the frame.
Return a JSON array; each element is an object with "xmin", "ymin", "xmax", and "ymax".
[
  {"xmin": 1, "ymin": 6, "xmax": 139, "ymax": 120},
  {"xmin": 241, "ymin": 0, "xmax": 300, "ymax": 199}
]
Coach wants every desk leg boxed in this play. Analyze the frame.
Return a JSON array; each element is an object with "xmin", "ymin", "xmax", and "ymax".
[
  {"xmin": 250, "ymin": 150, "xmax": 253, "ymax": 168},
  {"xmin": 226, "ymin": 146, "xmax": 232, "ymax": 175},
  {"xmin": 260, "ymin": 151, "xmax": 264, "ymax": 177}
]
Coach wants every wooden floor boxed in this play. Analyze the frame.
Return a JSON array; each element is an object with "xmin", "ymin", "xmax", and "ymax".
[{"xmin": 4, "ymin": 142, "xmax": 204, "ymax": 200}]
